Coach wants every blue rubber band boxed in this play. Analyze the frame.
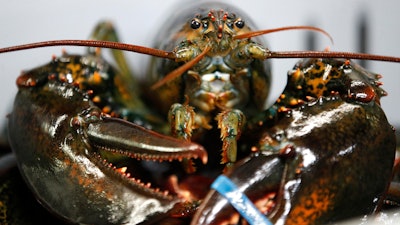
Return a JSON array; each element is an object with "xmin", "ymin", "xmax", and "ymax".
[{"xmin": 211, "ymin": 175, "xmax": 273, "ymax": 225}]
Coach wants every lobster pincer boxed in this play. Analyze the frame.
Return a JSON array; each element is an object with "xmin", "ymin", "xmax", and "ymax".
[
  {"xmin": 8, "ymin": 54, "xmax": 207, "ymax": 225},
  {"xmin": 192, "ymin": 96, "xmax": 396, "ymax": 225},
  {"xmin": 192, "ymin": 58, "xmax": 397, "ymax": 225}
]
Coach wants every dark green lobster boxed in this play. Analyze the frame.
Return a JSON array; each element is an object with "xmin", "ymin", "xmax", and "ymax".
[{"xmin": 0, "ymin": 2, "xmax": 399, "ymax": 225}]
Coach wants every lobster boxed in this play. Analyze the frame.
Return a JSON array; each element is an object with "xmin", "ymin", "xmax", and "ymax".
[{"xmin": 0, "ymin": 1, "xmax": 399, "ymax": 225}]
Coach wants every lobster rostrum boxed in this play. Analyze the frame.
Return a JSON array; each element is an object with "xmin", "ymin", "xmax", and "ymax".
[{"xmin": 0, "ymin": 2, "xmax": 399, "ymax": 225}]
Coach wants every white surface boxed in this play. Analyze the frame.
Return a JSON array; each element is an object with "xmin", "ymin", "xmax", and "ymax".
[{"xmin": 1, "ymin": 0, "xmax": 399, "ymax": 131}]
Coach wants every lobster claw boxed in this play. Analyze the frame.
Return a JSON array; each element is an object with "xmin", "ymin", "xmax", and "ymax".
[
  {"xmin": 8, "ymin": 71, "xmax": 207, "ymax": 225},
  {"xmin": 87, "ymin": 116, "xmax": 208, "ymax": 162},
  {"xmin": 191, "ymin": 152, "xmax": 285, "ymax": 225},
  {"xmin": 193, "ymin": 95, "xmax": 396, "ymax": 225}
]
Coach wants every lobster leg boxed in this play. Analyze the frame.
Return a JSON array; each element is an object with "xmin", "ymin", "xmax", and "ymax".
[
  {"xmin": 167, "ymin": 103, "xmax": 198, "ymax": 173},
  {"xmin": 168, "ymin": 103, "xmax": 196, "ymax": 141},
  {"xmin": 216, "ymin": 109, "xmax": 245, "ymax": 167},
  {"xmin": 88, "ymin": 20, "xmax": 134, "ymax": 82},
  {"xmin": 168, "ymin": 103, "xmax": 246, "ymax": 169},
  {"xmin": 88, "ymin": 21, "xmax": 166, "ymax": 130}
]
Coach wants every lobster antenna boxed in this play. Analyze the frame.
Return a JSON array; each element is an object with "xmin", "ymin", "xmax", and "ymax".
[
  {"xmin": 0, "ymin": 40, "xmax": 176, "ymax": 60},
  {"xmin": 234, "ymin": 26, "xmax": 334, "ymax": 44},
  {"xmin": 266, "ymin": 50, "xmax": 400, "ymax": 62},
  {"xmin": 151, "ymin": 46, "xmax": 211, "ymax": 90},
  {"xmin": 1, "ymin": 37, "xmax": 399, "ymax": 91}
]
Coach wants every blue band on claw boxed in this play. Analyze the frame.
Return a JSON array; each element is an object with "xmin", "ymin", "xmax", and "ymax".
[{"xmin": 211, "ymin": 175, "xmax": 273, "ymax": 225}]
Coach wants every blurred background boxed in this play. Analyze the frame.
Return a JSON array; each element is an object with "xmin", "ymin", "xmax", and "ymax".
[{"xmin": 1, "ymin": 0, "xmax": 399, "ymax": 130}]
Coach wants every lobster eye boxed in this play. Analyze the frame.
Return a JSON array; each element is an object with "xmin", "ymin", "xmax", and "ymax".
[
  {"xmin": 191, "ymin": 19, "xmax": 201, "ymax": 29},
  {"xmin": 202, "ymin": 21, "xmax": 208, "ymax": 29},
  {"xmin": 235, "ymin": 20, "xmax": 245, "ymax": 29}
]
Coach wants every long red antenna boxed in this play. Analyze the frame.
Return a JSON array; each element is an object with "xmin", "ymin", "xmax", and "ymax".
[
  {"xmin": 266, "ymin": 50, "xmax": 400, "ymax": 62},
  {"xmin": 0, "ymin": 40, "xmax": 176, "ymax": 60},
  {"xmin": 1, "ymin": 35, "xmax": 399, "ymax": 91}
]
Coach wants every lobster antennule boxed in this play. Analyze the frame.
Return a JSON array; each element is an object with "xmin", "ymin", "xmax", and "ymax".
[{"xmin": 0, "ymin": 40, "xmax": 176, "ymax": 60}]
